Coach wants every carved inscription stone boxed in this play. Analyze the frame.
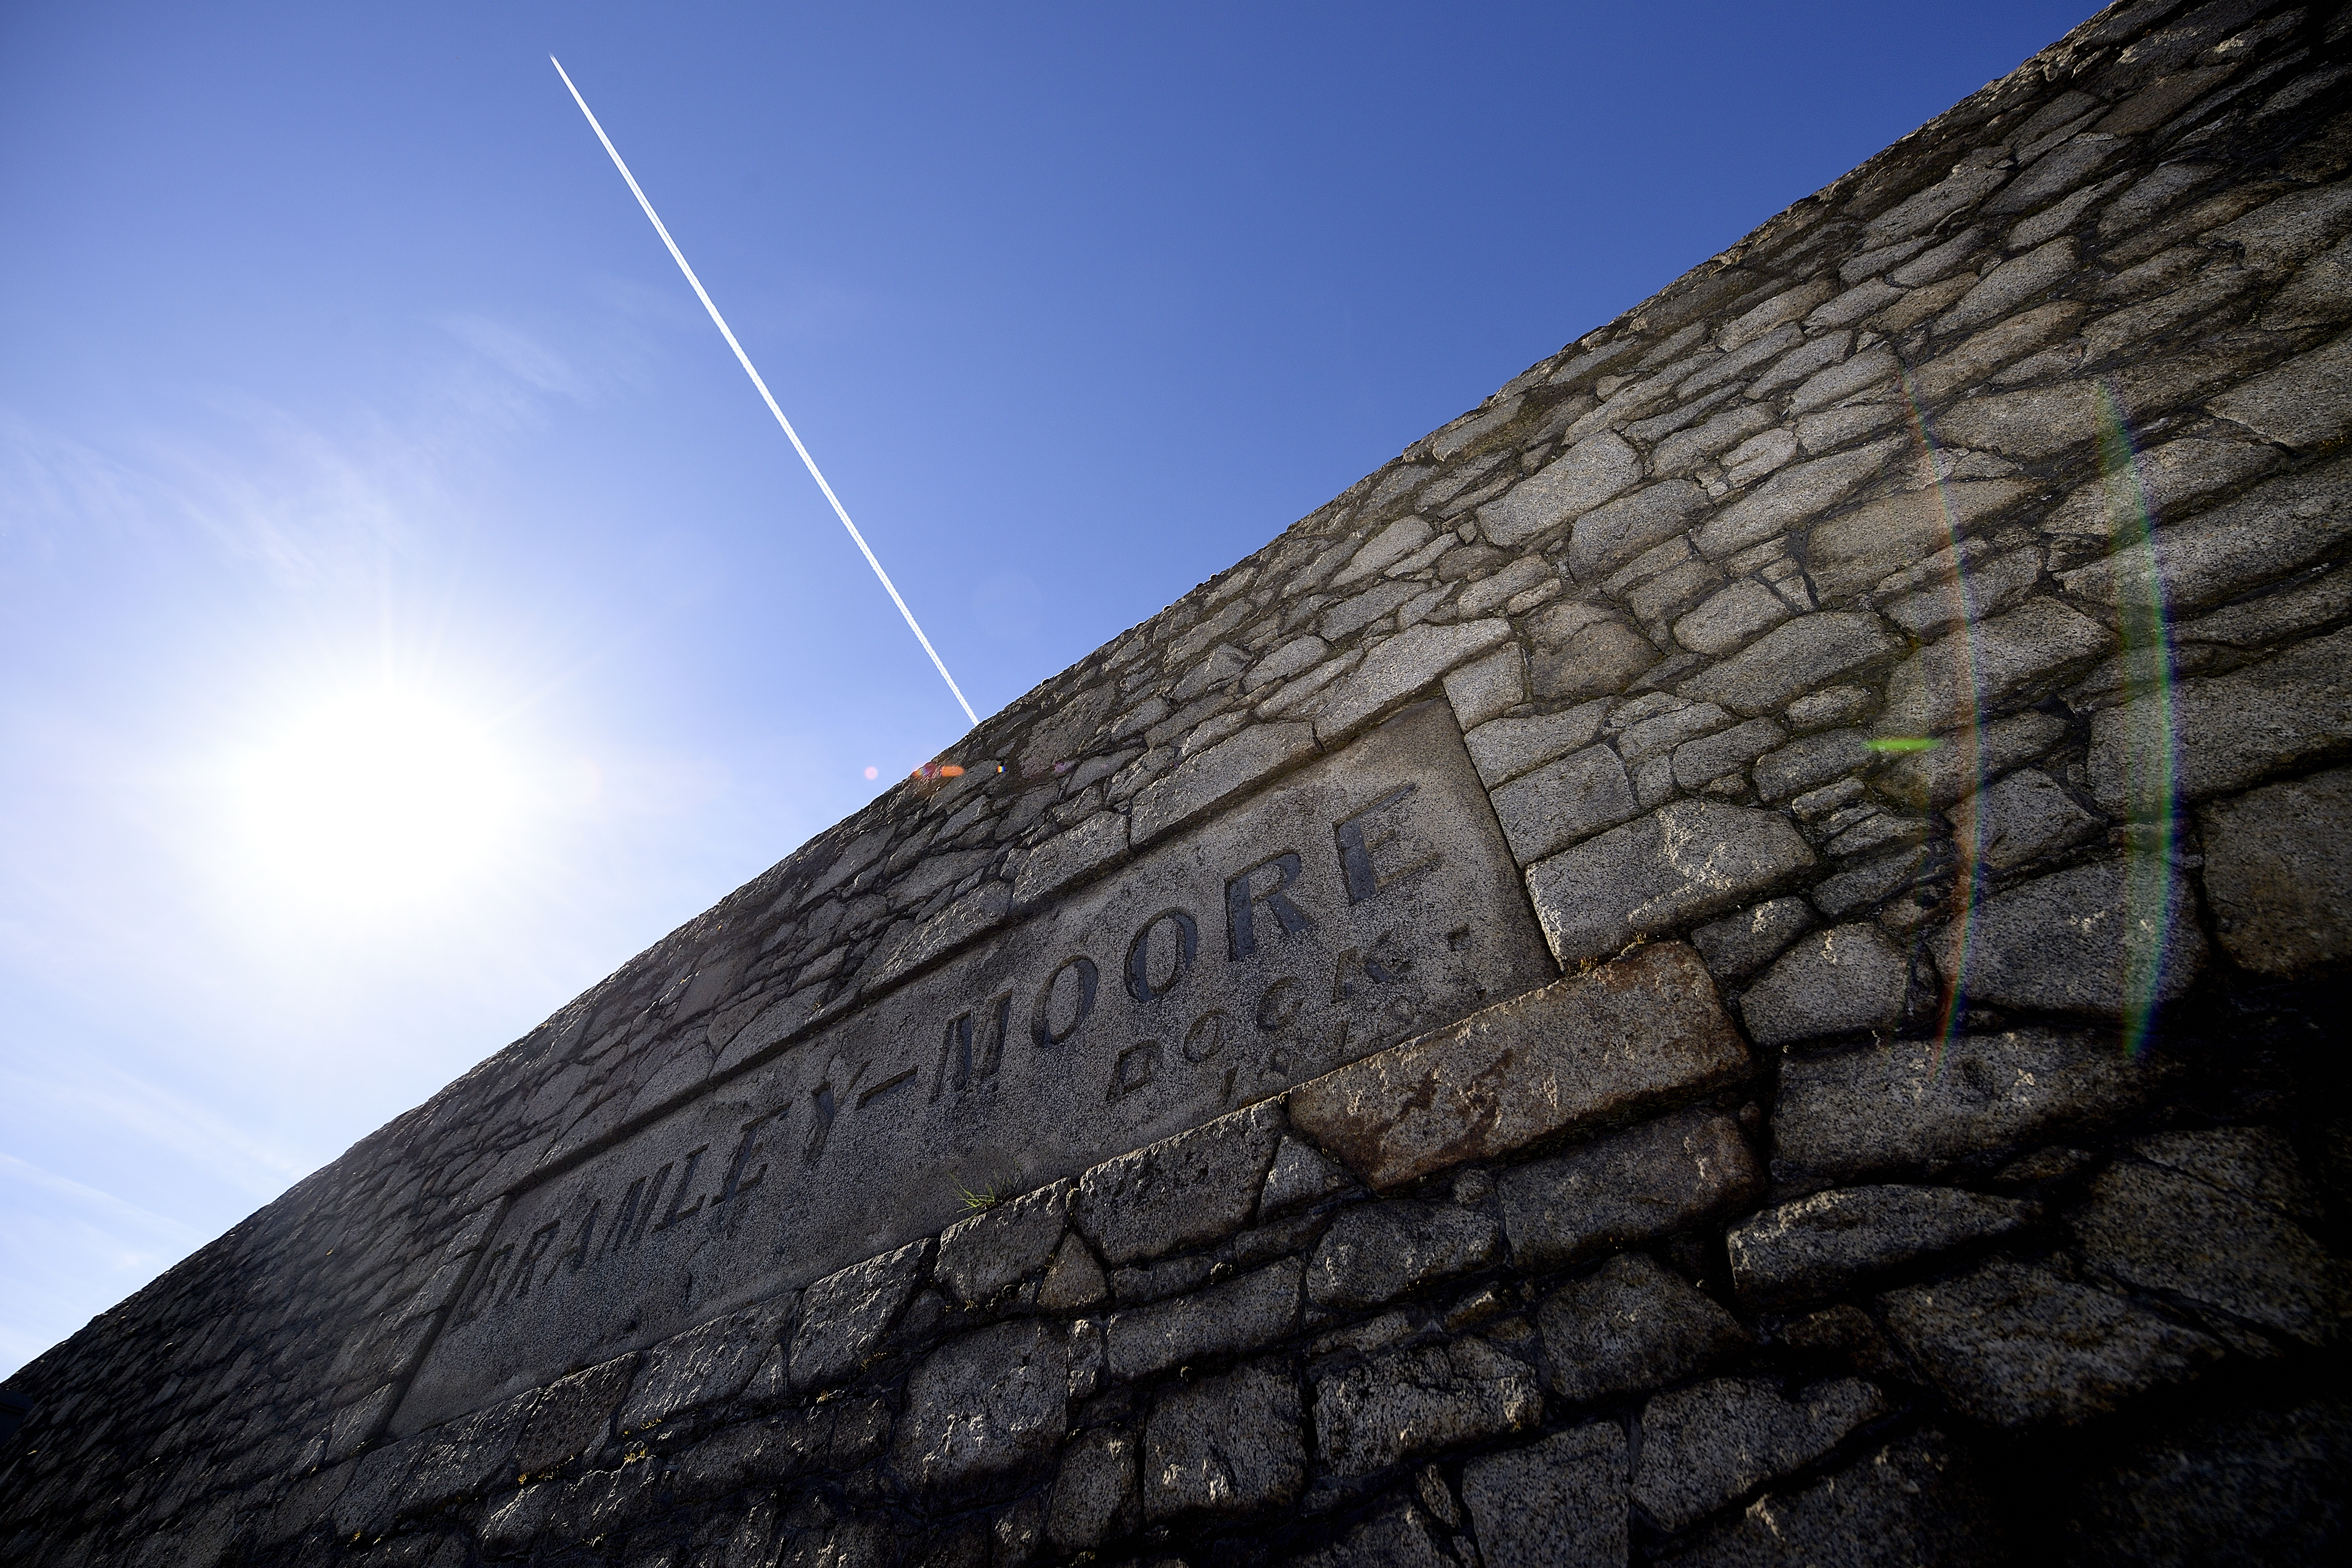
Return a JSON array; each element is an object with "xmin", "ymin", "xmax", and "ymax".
[{"xmin": 394, "ymin": 700, "xmax": 1552, "ymax": 1431}]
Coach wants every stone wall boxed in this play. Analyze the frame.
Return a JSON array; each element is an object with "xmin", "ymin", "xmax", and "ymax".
[{"xmin": 7, "ymin": 2, "xmax": 2352, "ymax": 1563}]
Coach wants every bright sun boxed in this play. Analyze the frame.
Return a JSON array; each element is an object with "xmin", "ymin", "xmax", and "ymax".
[{"xmin": 229, "ymin": 687, "xmax": 522, "ymax": 909}]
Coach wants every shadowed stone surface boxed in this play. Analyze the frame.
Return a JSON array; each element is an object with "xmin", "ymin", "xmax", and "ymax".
[
  {"xmin": 1536, "ymin": 1252, "xmax": 1752, "ymax": 1404},
  {"xmin": 2060, "ymin": 1397, "xmax": 2352, "ymax": 1568},
  {"xmin": 788, "ymin": 1240, "xmax": 930, "ymax": 1394},
  {"xmin": 1141, "ymin": 1361, "xmax": 1304, "ymax": 1521},
  {"xmin": 1527, "ymin": 801, "xmax": 1817, "ymax": 964},
  {"xmin": 1931, "ymin": 858, "xmax": 2205, "ymax": 1017},
  {"xmin": 1737, "ymin": 924, "xmax": 1910, "ymax": 1047},
  {"xmin": 1774, "ymin": 1028, "xmax": 2159, "ymax": 1181},
  {"xmin": 1046, "ymin": 1425, "xmax": 1140, "ymax": 1552},
  {"xmin": 1462, "ymin": 1423, "xmax": 1627, "ymax": 1568},
  {"xmin": 1499, "ymin": 1108, "xmax": 1760, "ymax": 1271},
  {"xmin": 1670, "ymin": 1429, "xmax": 2008, "ymax": 1568},
  {"xmin": 1306, "ymin": 1202, "xmax": 1501, "ymax": 1312},
  {"xmin": 1107, "ymin": 1258, "xmax": 1303, "ymax": 1383},
  {"xmin": 1313, "ymin": 1338, "xmax": 1543, "ymax": 1475},
  {"xmin": 1880, "ymin": 1258, "xmax": 2221, "ymax": 1429},
  {"xmin": 2071, "ymin": 1143, "xmax": 2350, "ymax": 1348},
  {"xmin": 1634, "ymin": 1375, "xmax": 1889, "ymax": 1532},
  {"xmin": 894, "ymin": 1319, "xmax": 1069, "ymax": 1495},
  {"xmin": 1289, "ymin": 943, "xmax": 1748, "ymax": 1190},
  {"xmin": 1728, "ymin": 1186, "xmax": 2034, "ymax": 1309},
  {"xmin": 2197, "ymin": 765, "xmax": 2352, "ymax": 977}
]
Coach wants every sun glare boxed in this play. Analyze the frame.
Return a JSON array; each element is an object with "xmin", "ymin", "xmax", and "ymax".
[{"xmin": 229, "ymin": 688, "xmax": 521, "ymax": 909}]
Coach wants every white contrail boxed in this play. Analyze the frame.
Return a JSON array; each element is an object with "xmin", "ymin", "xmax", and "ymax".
[{"xmin": 549, "ymin": 55, "xmax": 980, "ymax": 729}]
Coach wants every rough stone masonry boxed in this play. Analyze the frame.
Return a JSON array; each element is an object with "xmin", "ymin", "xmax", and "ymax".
[{"xmin": 6, "ymin": 3, "xmax": 2352, "ymax": 1564}]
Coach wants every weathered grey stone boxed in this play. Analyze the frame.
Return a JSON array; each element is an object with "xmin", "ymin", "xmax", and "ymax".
[
  {"xmin": 1530, "ymin": 615, "xmax": 1663, "ymax": 700},
  {"xmin": 2093, "ymin": 626, "xmax": 2352, "ymax": 815},
  {"xmin": 867, "ymin": 881, "xmax": 1015, "ymax": 991},
  {"xmin": 1933, "ymin": 380, "xmax": 2101, "ymax": 459},
  {"xmin": 1077, "ymin": 1101, "xmax": 1283, "ymax": 1267},
  {"xmin": 2061, "ymin": 455, "xmax": 2352, "ymax": 622},
  {"xmin": 1013, "ymin": 814, "xmax": 1128, "ymax": 909},
  {"xmin": 1806, "ymin": 481, "xmax": 2037, "ymax": 602},
  {"xmin": 478, "ymin": 1479, "xmax": 557, "ymax": 1557},
  {"xmin": 2072, "ymin": 1150, "xmax": 2350, "ymax": 1348},
  {"xmin": 1737, "ymin": 924, "xmax": 1910, "ymax": 1048},
  {"xmin": 1875, "ymin": 707, "xmax": 2069, "ymax": 808},
  {"xmin": 402, "ymin": 1390, "xmax": 539, "ymax": 1513},
  {"xmin": 1461, "ymin": 1423, "xmax": 1627, "ymax": 1568},
  {"xmin": 1336, "ymin": 518, "xmax": 1438, "ymax": 585},
  {"xmin": 1130, "ymin": 724, "xmax": 1318, "ymax": 846},
  {"xmin": 1490, "ymin": 744, "xmax": 1639, "ymax": 863},
  {"xmin": 1790, "ymin": 343, "xmax": 1901, "ymax": 415},
  {"xmin": 1456, "ymin": 555, "xmax": 1553, "ymax": 616},
  {"xmin": 1106, "ymin": 1258, "xmax": 1303, "ymax": 1383},
  {"xmin": 1289, "ymin": 943, "xmax": 1748, "ymax": 1190},
  {"xmin": 1483, "ymin": 433, "xmax": 1643, "ymax": 548},
  {"xmin": 1260, "ymin": 1135, "xmax": 1355, "ymax": 1217},
  {"xmin": 2060, "ymin": 1396, "xmax": 2352, "ymax": 1568},
  {"xmin": 1617, "ymin": 698, "xmax": 1733, "ymax": 763},
  {"xmin": 935, "ymin": 1182, "xmax": 1071, "ymax": 1309},
  {"xmin": 1881, "ymin": 545, "xmax": 2043, "ymax": 641},
  {"xmin": 1313, "ymin": 619, "xmax": 1514, "ymax": 743},
  {"xmin": 1321, "ymin": 580, "xmax": 1420, "ymax": 641},
  {"xmin": 621, "ymin": 1297, "xmax": 792, "ymax": 1432},
  {"xmin": 2039, "ymin": 434, "xmax": 2280, "ymax": 568},
  {"xmin": 1306, "ymin": 1202, "xmax": 1500, "ymax": 1312},
  {"xmin": 1465, "ymin": 701, "xmax": 1607, "ymax": 787},
  {"xmin": 1141, "ymin": 1361, "xmax": 1304, "ymax": 1520},
  {"xmin": 1752, "ymin": 727, "xmax": 1872, "ymax": 803},
  {"xmin": 1674, "ymin": 580, "xmax": 1792, "ymax": 657},
  {"xmin": 1046, "ymin": 1425, "xmax": 1139, "ymax": 1552},
  {"xmin": 1536, "ymin": 1252, "xmax": 1751, "ymax": 1404},
  {"xmin": 1525, "ymin": 801, "xmax": 1817, "ymax": 963},
  {"xmin": 513, "ymin": 1354, "xmax": 635, "ymax": 1475},
  {"xmin": 2199, "ymin": 765, "xmax": 2352, "ymax": 976},
  {"xmin": 1949, "ymin": 767, "xmax": 2099, "ymax": 872},
  {"xmin": 1694, "ymin": 442, "xmax": 1901, "ymax": 561},
  {"xmin": 1036, "ymin": 1232, "xmax": 1108, "ymax": 1312},
  {"xmin": 894, "ymin": 1318, "xmax": 1068, "ymax": 1494},
  {"xmin": 1244, "ymin": 633, "xmax": 1332, "ymax": 693},
  {"xmin": 1670, "ymin": 1428, "xmax": 2008, "ymax": 1568},
  {"xmin": 1565, "ymin": 480, "xmax": 1713, "ymax": 583},
  {"xmin": 1442, "ymin": 642, "xmax": 1526, "ymax": 730},
  {"xmin": 1657, "ymin": 403, "xmax": 1779, "ymax": 477},
  {"xmin": 1774, "ymin": 1027, "xmax": 2159, "ymax": 1181},
  {"xmin": 1911, "ymin": 299, "xmax": 2084, "ymax": 401},
  {"xmin": 1672, "ymin": 717, "xmax": 1785, "ymax": 789},
  {"xmin": 1935, "ymin": 237, "xmax": 2077, "ymax": 335},
  {"xmin": 1689, "ymin": 897, "xmax": 1818, "ymax": 982},
  {"xmin": 1880, "ymin": 1258, "xmax": 2220, "ymax": 1428},
  {"xmin": 2208, "ymin": 332, "xmax": 2352, "ymax": 449},
  {"xmin": 1879, "ymin": 598, "xmax": 2112, "ymax": 737},
  {"xmin": 1930, "ymin": 857, "xmax": 2205, "ymax": 1018},
  {"xmin": 2133, "ymin": 1125, "xmax": 2323, "ymax": 1223},
  {"xmin": 1749, "ymin": 329, "xmax": 1854, "ymax": 401},
  {"xmin": 1113, "ymin": 1253, "xmax": 1212, "ymax": 1306},
  {"xmin": 787, "ymin": 1240, "xmax": 931, "ymax": 1394},
  {"xmin": 1313, "ymin": 1338, "xmax": 1543, "ymax": 1475},
  {"xmin": 1682, "ymin": 613, "xmax": 1901, "ymax": 719},
  {"xmin": 539, "ymin": 1459, "xmax": 663, "ymax": 1547},
  {"xmin": 1633, "ymin": 1376, "xmax": 1888, "ymax": 1532},
  {"xmin": 1727, "ymin": 1185, "xmax": 2034, "ymax": 1310},
  {"xmin": 1499, "ymin": 1108, "xmax": 1759, "ymax": 1272}
]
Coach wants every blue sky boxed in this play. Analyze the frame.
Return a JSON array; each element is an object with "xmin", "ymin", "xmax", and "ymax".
[{"xmin": 0, "ymin": 1, "xmax": 2090, "ymax": 1372}]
